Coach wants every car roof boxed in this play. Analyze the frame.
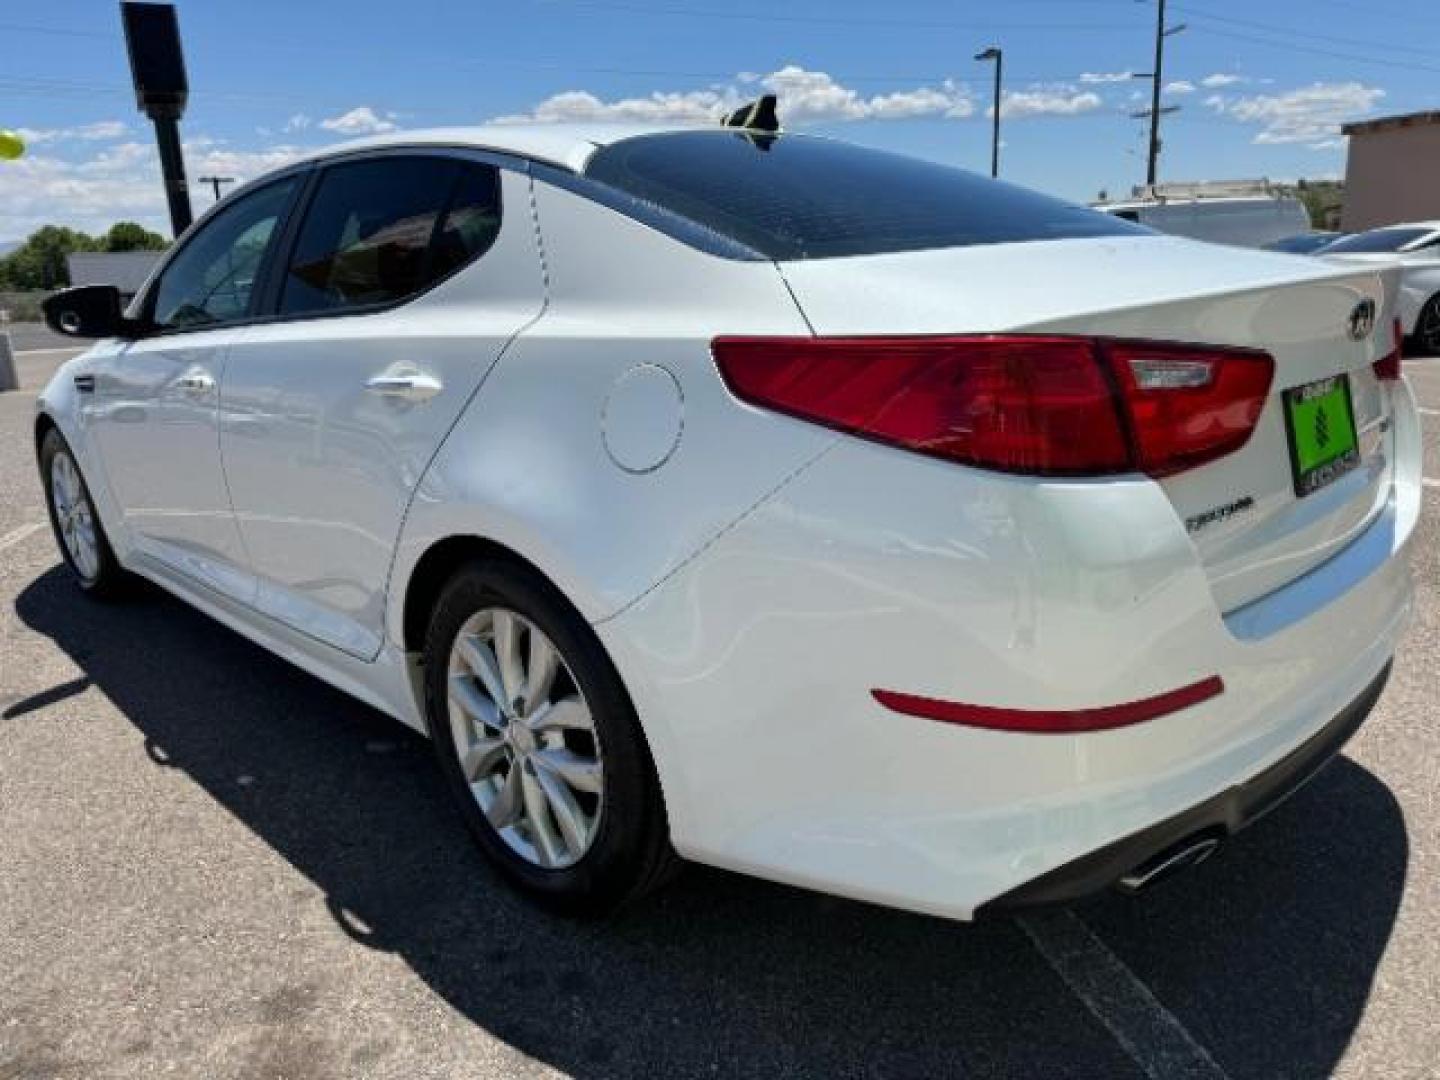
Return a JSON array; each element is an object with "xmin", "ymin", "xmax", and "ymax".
[{"xmin": 292, "ymin": 123, "xmax": 694, "ymax": 174}]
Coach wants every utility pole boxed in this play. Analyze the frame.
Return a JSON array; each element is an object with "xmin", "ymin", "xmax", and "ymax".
[
  {"xmin": 974, "ymin": 46, "xmax": 1002, "ymax": 178},
  {"xmin": 1134, "ymin": 0, "xmax": 1186, "ymax": 187},
  {"xmin": 198, "ymin": 175, "xmax": 235, "ymax": 201}
]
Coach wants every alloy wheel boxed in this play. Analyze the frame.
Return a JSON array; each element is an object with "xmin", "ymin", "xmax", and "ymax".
[
  {"xmin": 50, "ymin": 450, "xmax": 100, "ymax": 581},
  {"xmin": 446, "ymin": 607, "xmax": 604, "ymax": 869}
]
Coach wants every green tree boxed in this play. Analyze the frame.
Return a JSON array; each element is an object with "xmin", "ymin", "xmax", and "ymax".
[
  {"xmin": 103, "ymin": 220, "xmax": 168, "ymax": 252},
  {"xmin": 0, "ymin": 226, "xmax": 101, "ymax": 290}
]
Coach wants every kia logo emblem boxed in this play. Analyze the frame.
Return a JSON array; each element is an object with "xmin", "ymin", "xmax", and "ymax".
[{"xmin": 1347, "ymin": 300, "xmax": 1376, "ymax": 341}]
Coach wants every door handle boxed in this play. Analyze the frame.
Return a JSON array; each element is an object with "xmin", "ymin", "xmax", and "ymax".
[
  {"xmin": 174, "ymin": 370, "xmax": 216, "ymax": 394},
  {"xmin": 364, "ymin": 371, "xmax": 443, "ymax": 403}
]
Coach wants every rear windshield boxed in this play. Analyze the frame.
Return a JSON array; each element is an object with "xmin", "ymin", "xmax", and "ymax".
[
  {"xmin": 583, "ymin": 131, "xmax": 1151, "ymax": 261},
  {"xmin": 1323, "ymin": 227, "xmax": 1436, "ymax": 253}
]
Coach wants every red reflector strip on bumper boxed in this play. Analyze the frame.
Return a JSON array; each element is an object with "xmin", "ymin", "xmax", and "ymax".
[{"xmin": 870, "ymin": 676, "xmax": 1225, "ymax": 734}]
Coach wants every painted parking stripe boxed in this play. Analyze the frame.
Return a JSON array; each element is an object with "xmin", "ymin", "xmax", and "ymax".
[
  {"xmin": 11, "ymin": 347, "xmax": 83, "ymax": 358},
  {"xmin": 1423, "ymin": 478, "xmax": 1440, "ymax": 489},
  {"xmin": 1020, "ymin": 911, "xmax": 1231, "ymax": 1080},
  {"xmin": 0, "ymin": 522, "xmax": 45, "ymax": 552}
]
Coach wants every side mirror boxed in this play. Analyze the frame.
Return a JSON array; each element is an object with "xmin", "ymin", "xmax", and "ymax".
[{"xmin": 41, "ymin": 285, "xmax": 141, "ymax": 340}]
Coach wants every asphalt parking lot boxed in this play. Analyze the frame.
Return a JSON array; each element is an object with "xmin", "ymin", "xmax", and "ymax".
[{"xmin": 2, "ymin": 333, "xmax": 1438, "ymax": 1079}]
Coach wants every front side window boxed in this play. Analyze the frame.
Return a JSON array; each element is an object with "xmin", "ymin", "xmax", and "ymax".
[
  {"xmin": 279, "ymin": 157, "xmax": 500, "ymax": 316},
  {"xmin": 150, "ymin": 177, "xmax": 298, "ymax": 331},
  {"xmin": 584, "ymin": 131, "xmax": 1149, "ymax": 261}
]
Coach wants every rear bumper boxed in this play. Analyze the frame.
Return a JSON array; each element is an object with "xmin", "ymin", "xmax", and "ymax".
[
  {"xmin": 975, "ymin": 660, "xmax": 1391, "ymax": 915},
  {"xmin": 599, "ymin": 401, "xmax": 1417, "ymax": 921}
]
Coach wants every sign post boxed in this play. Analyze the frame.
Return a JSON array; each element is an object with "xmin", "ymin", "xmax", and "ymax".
[{"xmin": 120, "ymin": 2, "xmax": 193, "ymax": 237}]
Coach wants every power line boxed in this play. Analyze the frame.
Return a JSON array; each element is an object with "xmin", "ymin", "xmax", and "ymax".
[
  {"xmin": 1188, "ymin": 24, "xmax": 1440, "ymax": 77},
  {"xmin": 0, "ymin": 21, "xmax": 111, "ymax": 39},
  {"xmin": 1173, "ymin": 4, "xmax": 1440, "ymax": 61},
  {"xmin": 537, "ymin": 0, "xmax": 1139, "ymax": 31}
]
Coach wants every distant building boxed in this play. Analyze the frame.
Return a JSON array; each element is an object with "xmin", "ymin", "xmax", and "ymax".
[
  {"xmin": 1341, "ymin": 110, "xmax": 1440, "ymax": 231},
  {"xmin": 65, "ymin": 251, "xmax": 163, "ymax": 299}
]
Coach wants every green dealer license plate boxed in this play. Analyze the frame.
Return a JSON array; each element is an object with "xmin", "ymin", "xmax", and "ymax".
[{"xmin": 1282, "ymin": 374, "xmax": 1360, "ymax": 498}]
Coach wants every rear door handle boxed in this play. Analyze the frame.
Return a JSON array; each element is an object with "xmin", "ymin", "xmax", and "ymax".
[
  {"xmin": 364, "ymin": 371, "xmax": 443, "ymax": 403},
  {"xmin": 174, "ymin": 370, "xmax": 216, "ymax": 394}
]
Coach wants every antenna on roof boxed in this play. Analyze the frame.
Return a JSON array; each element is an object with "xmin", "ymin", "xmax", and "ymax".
[{"xmin": 722, "ymin": 95, "xmax": 780, "ymax": 133}]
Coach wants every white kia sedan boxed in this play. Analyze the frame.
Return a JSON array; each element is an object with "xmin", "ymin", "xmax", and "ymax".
[
  {"xmin": 35, "ymin": 126, "xmax": 1419, "ymax": 919},
  {"xmin": 1320, "ymin": 222, "xmax": 1440, "ymax": 356}
]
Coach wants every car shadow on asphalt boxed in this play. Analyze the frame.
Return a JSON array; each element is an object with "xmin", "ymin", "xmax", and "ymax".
[{"xmin": 15, "ymin": 567, "xmax": 1409, "ymax": 1079}]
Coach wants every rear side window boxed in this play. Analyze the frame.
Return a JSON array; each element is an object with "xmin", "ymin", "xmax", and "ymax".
[
  {"xmin": 583, "ymin": 131, "xmax": 1149, "ymax": 261},
  {"xmin": 280, "ymin": 157, "xmax": 501, "ymax": 316}
]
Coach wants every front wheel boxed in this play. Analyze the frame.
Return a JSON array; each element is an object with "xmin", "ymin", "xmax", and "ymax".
[
  {"xmin": 422, "ymin": 558, "xmax": 678, "ymax": 913},
  {"xmin": 39, "ymin": 428, "xmax": 129, "ymax": 599}
]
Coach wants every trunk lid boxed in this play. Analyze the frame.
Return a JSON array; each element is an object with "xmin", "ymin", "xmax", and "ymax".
[{"xmin": 777, "ymin": 236, "xmax": 1399, "ymax": 612}]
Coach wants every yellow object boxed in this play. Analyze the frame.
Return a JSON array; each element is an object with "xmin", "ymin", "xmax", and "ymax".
[{"xmin": 0, "ymin": 130, "xmax": 25, "ymax": 160}]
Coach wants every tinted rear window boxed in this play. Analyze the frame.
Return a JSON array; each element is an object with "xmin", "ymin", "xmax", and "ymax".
[
  {"xmin": 583, "ymin": 131, "xmax": 1149, "ymax": 261},
  {"xmin": 1323, "ymin": 227, "xmax": 1435, "ymax": 253}
]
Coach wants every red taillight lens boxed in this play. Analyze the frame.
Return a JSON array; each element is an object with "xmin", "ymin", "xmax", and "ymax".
[
  {"xmin": 1373, "ymin": 317, "xmax": 1404, "ymax": 381},
  {"xmin": 712, "ymin": 335, "xmax": 1273, "ymax": 478},
  {"xmin": 1104, "ymin": 340, "xmax": 1274, "ymax": 477}
]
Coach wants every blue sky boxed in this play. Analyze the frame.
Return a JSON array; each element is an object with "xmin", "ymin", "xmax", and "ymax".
[{"xmin": 2, "ymin": 0, "xmax": 1435, "ymax": 238}]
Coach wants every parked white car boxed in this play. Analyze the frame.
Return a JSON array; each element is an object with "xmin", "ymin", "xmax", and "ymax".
[
  {"xmin": 1093, "ymin": 191, "xmax": 1312, "ymax": 249},
  {"xmin": 1320, "ymin": 222, "xmax": 1440, "ymax": 356},
  {"xmin": 35, "ymin": 126, "xmax": 1418, "ymax": 919}
]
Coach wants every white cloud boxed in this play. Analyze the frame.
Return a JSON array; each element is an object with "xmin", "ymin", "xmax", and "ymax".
[
  {"xmin": 494, "ymin": 66, "xmax": 975, "ymax": 125},
  {"xmin": 992, "ymin": 88, "xmax": 1103, "ymax": 119},
  {"xmin": 1201, "ymin": 73, "xmax": 1247, "ymax": 88},
  {"xmin": 0, "ymin": 142, "xmax": 307, "ymax": 238},
  {"xmin": 498, "ymin": 66, "xmax": 979, "ymax": 126},
  {"xmin": 762, "ymin": 66, "xmax": 973, "ymax": 121},
  {"xmin": 319, "ymin": 106, "xmax": 397, "ymax": 135},
  {"xmin": 0, "ymin": 153, "xmax": 169, "ymax": 237},
  {"xmin": 1164, "ymin": 80, "xmax": 1195, "ymax": 95},
  {"xmin": 283, "ymin": 113, "xmax": 312, "ymax": 133},
  {"xmin": 14, "ymin": 120, "xmax": 128, "ymax": 146},
  {"xmin": 77, "ymin": 141, "xmax": 153, "ymax": 175},
  {"xmin": 1080, "ymin": 71, "xmax": 1135, "ymax": 84},
  {"xmin": 1208, "ymin": 81, "xmax": 1384, "ymax": 144},
  {"xmin": 191, "ymin": 145, "xmax": 306, "ymax": 177},
  {"xmin": 495, "ymin": 87, "xmax": 738, "ymax": 125}
]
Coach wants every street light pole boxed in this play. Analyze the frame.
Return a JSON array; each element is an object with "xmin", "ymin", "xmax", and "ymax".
[{"xmin": 975, "ymin": 46, "xmax": 1002, "ymax": 178}]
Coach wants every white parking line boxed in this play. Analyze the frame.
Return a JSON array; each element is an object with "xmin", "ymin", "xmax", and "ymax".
[
  {"xmin": 1424, "ymin": 479, "xmax": 1440, "ymax": 489},
  {"xmin": 0, "ymin": 522, "xmax": 45, "ymax": 553},
  {"xmin": 12, "ymin": 347, "xmax": 83, "ymax": 357},
  {"xmin": 1419, "ymin": 408, "xmax": 1440, "ymax": 417},
  {"xmin": 1020, "ymin": 911, "xmax": 1231, "ymax": 1080}
]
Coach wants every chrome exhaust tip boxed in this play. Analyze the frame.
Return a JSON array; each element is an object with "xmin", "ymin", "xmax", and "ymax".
[{"xmin": 1117, "ymin": 834, "xmax": 1223, "ymax": 895}]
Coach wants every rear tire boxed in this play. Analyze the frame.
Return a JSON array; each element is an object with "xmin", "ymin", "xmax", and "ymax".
[
  {"xmin": 39, "ymin": 428, "xmax": 131, "ymax": 600},
  {"xmin": 422, "ymin": 557, "xmax": 679, "ymax": 913},
  {"xmin": 1411, "ymin": 295, "xmax": 1440, "ymax": 357}
]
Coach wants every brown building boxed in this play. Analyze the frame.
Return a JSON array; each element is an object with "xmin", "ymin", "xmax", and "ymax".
[{"xmin": 1341, "ymin": 110, "xmax": 1440, "ymax": 231}]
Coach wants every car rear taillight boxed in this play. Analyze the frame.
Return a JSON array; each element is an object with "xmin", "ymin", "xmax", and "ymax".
[
  {"xmin": 712, "ymin": 335, "xmax": 1273, "ymax": 478},
  {"xmin": 1373, "ymin": 318, "xmax": 1404, "ymax": 381}
]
